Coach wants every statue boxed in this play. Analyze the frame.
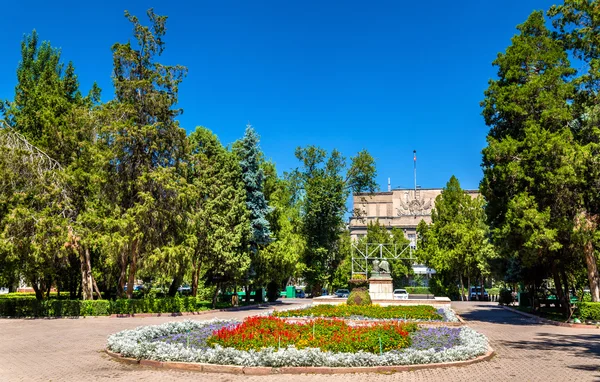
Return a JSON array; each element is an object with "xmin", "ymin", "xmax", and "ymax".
[
  {"xmin": 372, "ymin": 259, "xmax": 380, "ymax": 273},
  {"xmin": 379, "ymin": 259, "xmax": 390, "ymax": 273},
  {"xmin": 372, "ymin": 259, "xmax": 390, "ymax": 275}
]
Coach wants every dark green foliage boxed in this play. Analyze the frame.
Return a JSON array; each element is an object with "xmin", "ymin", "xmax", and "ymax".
[
  {"xmin": 346, "ymin": 287, "xmax": 372, "ymax": 306},
  {"xmin": 0, "ymin": 297, "xmax": 224, "ymax": 317},
  {"xmin": 427, "ymin": 273, "xmax": 459, "ymax": 300},
  {"xmin": 266, "ymin": 281, "xmax": 279, "ymax": 302},
  {"xmin": 499, "ymin": 289, "xmax": 515, "ymax": 305},
  {"xmin": 403, "ymin": 287, "xmax": 431, "ymax": 295},
  {"xmin": 577, "ymin": 302, "xmax": 600, "ymax": 321},
  {"xmin": 416, "ymin": 176, "xmax": 492, "ymax": 300},
  {"xmin": 291, "ymin": 146, "xmax": 376, "ymax": 296},
  {"xmin": 0, "ymin": 299, "xmax": 109, "ymax": 317}
]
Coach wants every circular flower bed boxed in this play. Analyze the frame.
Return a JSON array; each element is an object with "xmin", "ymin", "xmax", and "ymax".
[{"xmin": 107, "ymin": 317, "xmax": 488, "ymax": 367}]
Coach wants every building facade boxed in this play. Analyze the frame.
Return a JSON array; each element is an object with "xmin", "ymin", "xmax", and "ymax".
[{"xmin": 349, "ymin": 187, "xmax": 479, "ymax": 244}]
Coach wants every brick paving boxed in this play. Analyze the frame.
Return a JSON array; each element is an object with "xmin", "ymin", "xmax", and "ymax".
[{"xmin": 0, "ymin": 301, "xmax": 599, "ymax": 381}]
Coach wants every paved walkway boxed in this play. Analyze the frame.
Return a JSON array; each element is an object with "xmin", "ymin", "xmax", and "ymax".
[{"xmin": 1, "ymin": 301, "xmax": 598, "ymax": 381}]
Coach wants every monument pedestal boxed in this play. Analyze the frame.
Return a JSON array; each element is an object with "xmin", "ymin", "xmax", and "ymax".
[{"xmin": 368, "ymin": 276, "xmax": 393, "ymax": 300}]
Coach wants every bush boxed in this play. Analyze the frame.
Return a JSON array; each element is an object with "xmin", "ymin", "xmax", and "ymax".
[
  {"xmin": 403, "ymin": 287, "xmax": 431, "ymax": 295},
  {"xmin": 498, "ymin": 289, "xmax": 514, "ymax": 305},
  {"xmin": 577, "ymin": 302, "xmax": 600, "ymax": 321},
  {"xmin": 0, "ymin": 299, "xmax": 112, "ymax": 317},
  {"xmin": 347, "ymin": 287, "xmax": 372, "ymax": 306},
  {"xmin": 0, "ymin": 296, "xmax": 222, "ymax": 317},
  {"xmin": 274, "ymin": 304, "xmax": 442, "ymax": 320}
]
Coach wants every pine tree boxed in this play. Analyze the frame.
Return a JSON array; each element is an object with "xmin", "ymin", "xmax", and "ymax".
[
  {"xmin": 96, "ymin": 9, "xmax": 188, "ymax": 298},
  {"xmin": 236, "ymin": 125, "xmax": 272, "ymax": 247},
  {"xmin": 481, "ymin": 11, "xmax": 589, "ymax": 307}
]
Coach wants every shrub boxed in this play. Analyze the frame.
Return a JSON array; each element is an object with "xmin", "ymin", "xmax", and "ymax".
[
  {"xmin": 273, "ymin": 304, "xmax": 443, "ymax": 320},
  {"xmin": 346, "ymin": 288, "xmax": 372, "ymax": 306},
  {"xmin": 498, "ymin": 289, "xmax": 514, "ymax": 305},
  {"xmin": 0, "ymin": 296, "xmax": 220, "ymax": 317},
  {"xmin": 577, "ymin": 302, "xmax": 600, "ymax": 321},
  {"xmin": 403, "ymin": 287, "xmax": 431, "ymax": 295}
]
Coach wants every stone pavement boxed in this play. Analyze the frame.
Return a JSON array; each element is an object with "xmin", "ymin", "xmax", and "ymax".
[{"xmin": 0, "ymin": 300, "xmax": 599, "ymax": 381}]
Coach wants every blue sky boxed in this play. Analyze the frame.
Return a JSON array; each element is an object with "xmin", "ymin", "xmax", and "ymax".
[{"xmin": 0, "ymin": 0, "xmax": 557, "ymax": 192}]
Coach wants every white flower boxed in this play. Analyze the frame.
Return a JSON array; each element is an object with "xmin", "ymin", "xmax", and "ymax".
[{"xmin": 107, "ymin": 319, "xmax": 488, "ymax": 367}]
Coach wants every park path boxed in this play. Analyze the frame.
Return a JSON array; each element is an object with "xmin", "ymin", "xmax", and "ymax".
[{"xmin": 0, "ymin": 301, "xmax": 598, "ymax": 381}]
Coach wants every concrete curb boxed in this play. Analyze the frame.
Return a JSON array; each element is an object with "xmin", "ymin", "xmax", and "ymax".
[
  {"xmin": 105, "ymin": 347, "xmax": 495, "ymax": 374},
  {"xmin": 499, "ymin": 305, "xmax": 599, "ymax": 329}
]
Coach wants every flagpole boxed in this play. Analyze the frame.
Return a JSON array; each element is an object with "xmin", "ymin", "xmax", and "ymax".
[{"xmin": 413, "ymin": 150, "xmax": 417, "ymax": 198}]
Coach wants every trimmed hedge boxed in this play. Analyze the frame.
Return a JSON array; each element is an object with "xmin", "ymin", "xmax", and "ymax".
[
  {"xmin": 403, "ymin": 287, "xmax": 431, "ymax": 295},
  {"xmin": 577, "ymin": 302, "xmax": 600, "ymax": 321},
  {"xmin": 0, "ymin": 296, "xmax": 226, "ymax": 318},
  {"xmin": 347, "ymin": 288, "xmax": 372, "ymax": 306}
]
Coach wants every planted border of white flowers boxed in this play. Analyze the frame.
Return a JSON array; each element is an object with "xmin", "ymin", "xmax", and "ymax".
[
  {"xmin": 265, "ymin": 304, "xmax": 460, "ymax": 323},
  {"xmin": 106, "ymin": 319, "xmax": 488, "ymax": 367}
]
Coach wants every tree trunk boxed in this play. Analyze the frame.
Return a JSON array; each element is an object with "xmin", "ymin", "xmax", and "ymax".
[
  {"xmin": 117, "ymin": 248, "xmax": 128, "ymax": 298},
  {"xmin": 480, "ymin": 276, "xmax": 485, "ymax": 301},
  {"xmin": 583, "ymin": 240, "xmax": 600, "ymax": 302},
  {"xmin": 92, "ymin": 276, "xmax": 102, "ymax": 299},
  {"xmin": 168, "ymin": 272, "xmax": 183, "ymax": 297},
  {"xmin": 191, "ymin": 263, "xmax": 200, "ymax": 297},
  {"xmin": 80, "ymin": 247, "xmax": 93, "ymax": 300},
  {"xmin": 467, "ymin": 274, "xmax": 471, "ymax": 301},
  {"xmin": 552, "ymin": 264, "xmax": 569, "ymax": 318},
  {"xmin": 211, "ymin": 282, "xmax": 220, "ymax": 309},
  {"xmin": 458, "ymin": 272, "xmax": 465, "ymax": 302},
  {"xmin": 244, "ymin": 284, "xmax": 250, "ymax": 304},
  {"xmin": 32, "ymin": 282, "xmax": 43, "ymax": 301},
  {"xmin": 127, "ymin": 240, "xmax": 138, "ymax": 299},
  {"xmin": 577, "ymin": 211, "xmax": 600, "ymax": 302}
]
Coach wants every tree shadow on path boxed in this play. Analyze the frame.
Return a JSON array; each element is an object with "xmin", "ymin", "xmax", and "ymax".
[{"xmin": 457, "ymin": 304, "xmax": 541, "ymax": 326}]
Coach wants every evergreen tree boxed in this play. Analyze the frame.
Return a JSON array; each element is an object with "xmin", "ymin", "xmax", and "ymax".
[
  {"xmin": 236, "ymin": 125, "xmax": 272, "ymax": 246},
  {"xmin": 0, "ymin": 31, "xmax": 100, "ymax": 300},
  {"xmin": 417, "ymin": 176, "xmax": 490, "ymax": 301},
  {"xmin": 96, "ymin": 9, "xmax": 188, "ymax": 298},
  {"xmin": 481, "ymin": 10, "xmax": 596, "ymax": 306},
  {"xmin": 292, "ymin": 146, "xmax": 376, "ymax": 295}
]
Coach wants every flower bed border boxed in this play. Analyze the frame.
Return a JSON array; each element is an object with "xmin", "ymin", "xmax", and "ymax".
[
  {"xmin": 106, "ymin": 319, "xmax": 490, "ymax": 370},
  {"xmin": 105, "ymin": 346, "xmax": 495, "ymax": 374},
  {"xmin": 500, "ymin": 305, "xmax": 600, "ymax": 329}
]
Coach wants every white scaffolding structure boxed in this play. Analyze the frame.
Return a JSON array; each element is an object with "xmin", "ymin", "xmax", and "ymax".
[{"xmin": 351, "ymin": 243, "xmax": 415, "ymax": 277}]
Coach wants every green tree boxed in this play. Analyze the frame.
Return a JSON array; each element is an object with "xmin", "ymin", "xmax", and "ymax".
[
  {"xmin": 233, "ymin": 125, "xmax": 273, "ymax": 301},
  {"xmin": 417, "ymin": 176, "xmax": 490, "ymax": 301},
  {"xmin": 0, "ymin": 31, "xmax": 100, "ymax": 300},
  {"xmin": 481, "ymin": 10, "xmax": 598, "ymax": 307},
  {"xmin": 291, "ymin": 146, "xmax": 376, "ymax": 295},
  {"xmin": 548, "ymin": 1, "xmax": 600, "ymax": 301},
  {"xmin": 95, "ymin": 9, "xmax": 188, "ymax": 298},
  {"xmin": 254, "ymin": 161, "xmax": 304, "ymax": 289}
]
